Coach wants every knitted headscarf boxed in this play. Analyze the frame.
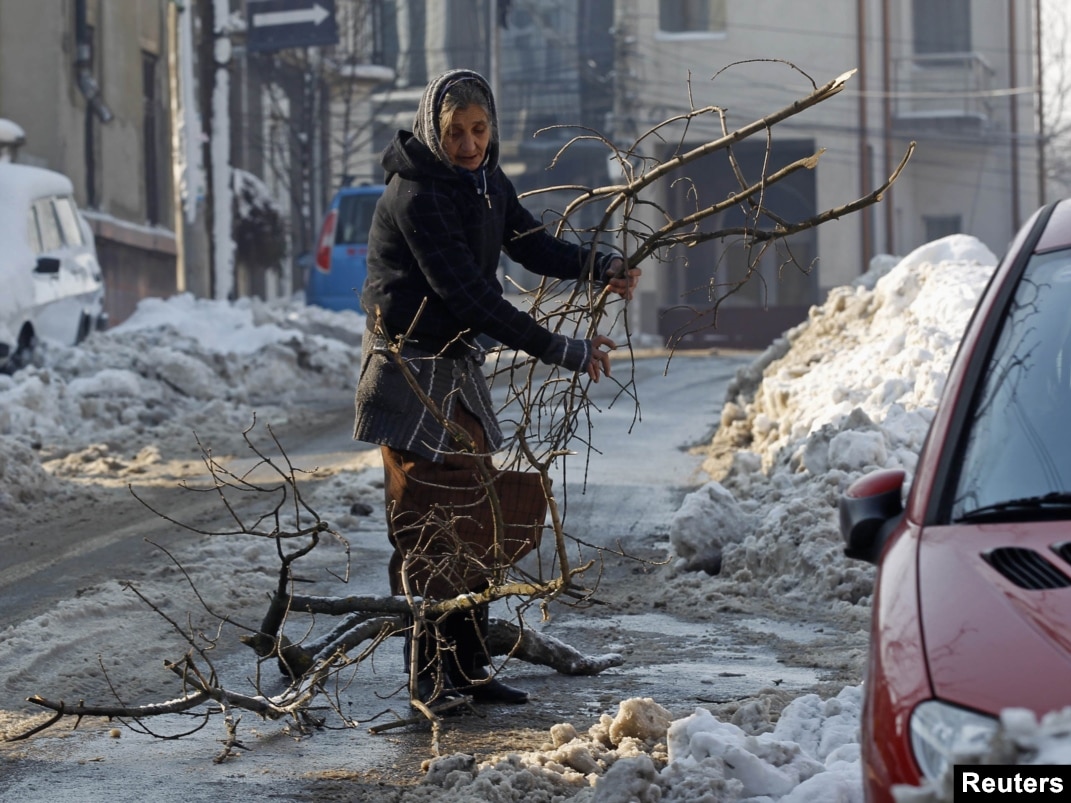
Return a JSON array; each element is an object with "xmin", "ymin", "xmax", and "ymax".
[{"xmin": 412, "ymin": 69, "xmax": 500, "ymax": 173}]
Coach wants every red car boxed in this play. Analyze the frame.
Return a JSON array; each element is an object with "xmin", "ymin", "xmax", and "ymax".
[{"xmin": 840, "ymin": 199, "xmax": 1071, "ymax": 801}]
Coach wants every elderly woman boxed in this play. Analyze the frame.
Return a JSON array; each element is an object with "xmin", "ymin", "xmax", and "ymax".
[{"xmin": 354, "ymin": 68, "xmax": 639, "ymax": 708}]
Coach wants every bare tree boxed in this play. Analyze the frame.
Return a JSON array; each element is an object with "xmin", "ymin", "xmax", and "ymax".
[{"xmin": 1041, "ymin": 0, "xmax": 1071, "ymax": 195}]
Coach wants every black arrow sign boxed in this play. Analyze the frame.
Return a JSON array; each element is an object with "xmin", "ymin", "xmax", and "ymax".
[{"xmin": 246, "ymin": 0, "xmax": 339, "ymax": 53}]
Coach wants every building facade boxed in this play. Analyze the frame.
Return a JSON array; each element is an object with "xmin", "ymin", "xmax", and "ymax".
[
  {"xmin": 613, "ymin": 0, "xmax": 1041, "ymax": 346},
  {"xmin": 360, "ymin": 0, "xmax": 1042, "ymax": 348},
  {"xmin": 0, "ymin": 0, "xmax": 180, "ymax": 326},
  {"xmin": 0, "ymin": 1, "xmax": 1043, "ymax": 348}
]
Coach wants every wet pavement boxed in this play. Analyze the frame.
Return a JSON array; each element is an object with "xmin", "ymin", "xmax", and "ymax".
[{"xmin": 1, "ymin": 351, "xmax": 829, "ymax": 802}]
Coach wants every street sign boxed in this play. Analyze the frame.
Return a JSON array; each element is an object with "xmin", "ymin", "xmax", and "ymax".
[{"xmin": 246, "ymin": 0, "xmax": 339, "ymax": 53}]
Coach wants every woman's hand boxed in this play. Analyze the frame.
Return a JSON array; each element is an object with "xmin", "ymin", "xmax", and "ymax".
[
  {"xmin": 605, "ymin": 258, "xmax": 641, "ymax": 301},
  {"xmin": 587, "ymin": 334, "xmax": 617, "ymax": 382}
]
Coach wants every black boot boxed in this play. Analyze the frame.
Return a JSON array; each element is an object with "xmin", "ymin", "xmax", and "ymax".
[
  {"xmin": 414, "ymin": 673, "xmax": 466, "ymax": 708},
  {"xmin": 405, "ymin": 623, "xmax": 466, "ymax": 710},
  {"xmin": 444, "ymin": 606, "xmax": 529, "ymax": 705},
  {"xmin": 456, "ymin": 667, "xmax": 530, "ymax": 704}
]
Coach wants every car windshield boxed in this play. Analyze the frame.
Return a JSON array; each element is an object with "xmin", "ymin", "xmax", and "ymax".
[
  {"xmin": 335, "ymin": 194, "xmax": 377, "ymax": 246},
  {"xmin": 952, "ymin": 249, "xmax": 1071, "ymax": 521}
]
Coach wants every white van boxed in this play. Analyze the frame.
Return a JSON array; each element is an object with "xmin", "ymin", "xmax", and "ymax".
[{"xmin": 0, "ymin": 162, "xmax": 106, "ymax": 372}]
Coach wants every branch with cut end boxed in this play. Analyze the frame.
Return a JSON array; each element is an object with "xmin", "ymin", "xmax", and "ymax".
[
  {"xmin": 8, "ymin": 690, "xmax": 213, "ymax": 742},
  {"xmin": 286, "ymin": 573, "xmax": 591, "ymax": 619},
  {"xmin": 669, "ymin": 141, "xmax": 917, "ymax": 251},
  {"xmin": 552, "ymin": 69, "xmax": 860, "ymax": 233},
  {"xmin": 488, "ymin": 618, "xmax": 623, "ymax": 675}
]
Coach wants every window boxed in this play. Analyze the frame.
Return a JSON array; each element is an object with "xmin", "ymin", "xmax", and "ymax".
[
  {"xmin": 53, "ymin": 197, "xmax": 85, "ymax": 247},
  {"xmin": 924, "ymin": 215, "xmax": 962, "ymax": 242},
  {"xmin": 335, "ymin": 194, "xmax": 378, "ymax": 246},
  {"xmin": 913, "ymin": 0, "xmax": 970, "ymax": 54},
  {"xmin": 951, "ymin": 250, "xmax": 1071, "ymax": 518},
  {"xmin": 26, "ymin": 209, "xmax": 42, "ymax": 254},
  {"xmin": 33, "ymin": 200, "xmax": 63, "ymax": 252},
  {"xmin": 659, "ymin": 0, "xmax": 726, "ymax": 34}
]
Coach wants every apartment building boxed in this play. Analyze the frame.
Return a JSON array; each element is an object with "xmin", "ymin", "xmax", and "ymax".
[
  {"xmin": 0, "ymin": 1, "xmax": 1041, "ymax": 348},
  {"xmin": 613, "ymin": 0, "xmax": 1041, "ymax": 346},
  {"xmin": 361, "ymin": 1, "xmax": 1040, "ymax": 347},
  {"xmin": 0, "ymin": 0, "xmax": 180, "ymax": 326}
]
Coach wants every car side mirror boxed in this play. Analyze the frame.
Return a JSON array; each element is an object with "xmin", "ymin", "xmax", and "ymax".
[
  {"xmin": 35, "ymin": 256, "xmax": 61, "ymax": 274},
  {"xmin": 839, "ymin": 468, "xmax": 906, "ymax": 564}
]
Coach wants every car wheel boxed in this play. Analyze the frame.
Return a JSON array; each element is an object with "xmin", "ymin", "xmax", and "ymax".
[
  {"xmin": 75, "ymin": 312, "xmax": 93, "ymax": 344},
  {"xmin": 4, "ymin": 327, "xmax": 37, "ymax": 374}
]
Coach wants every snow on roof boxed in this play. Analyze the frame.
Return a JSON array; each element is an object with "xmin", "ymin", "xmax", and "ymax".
[
  {"xmin": 333, "ymin": 64, "xmax": 396, "ymax": 83},
  {"xmin": 0, "ymin": 162, "xmax": 74, "ymax": 211},
  {"xmin": 0, "ymin": 117, "xmax": 26, "ymax": 145}
]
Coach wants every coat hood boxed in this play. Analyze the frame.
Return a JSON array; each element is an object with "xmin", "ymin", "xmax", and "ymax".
[{"xmin": 411, "ymin": 69, "xmax": 500, "ymax": 174}]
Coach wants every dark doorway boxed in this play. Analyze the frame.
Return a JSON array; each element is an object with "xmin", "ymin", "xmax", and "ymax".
[{"xmin": 657, "ymin": 138, "xmax": 819, "ymax": 348}]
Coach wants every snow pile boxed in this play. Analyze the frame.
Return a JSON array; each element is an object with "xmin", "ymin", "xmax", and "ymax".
[
  {"xmin": 0, "ymin": 436, "xmax": 63, "ymax": 511},
  {"xmin": 670, "ymin": 235, "xmax": 997, "ymax": 606},
  {"xmin": 416, "ymin": 690, "xmax": 861, "ymax": 802},
  {"xmin": 0, "ymin": 293, "xmax": 364, "ymax": 515}
]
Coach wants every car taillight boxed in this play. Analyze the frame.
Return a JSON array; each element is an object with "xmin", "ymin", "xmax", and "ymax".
[{"xmin": 314, "ymin": 210, "xmax": 338, "ymax": 274}]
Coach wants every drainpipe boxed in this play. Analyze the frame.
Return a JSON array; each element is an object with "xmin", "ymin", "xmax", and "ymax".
[
  {"xmin": 74, "ymin": 0, "xmax": 114, "ymax": 123},
  {"xmin": 1036, "ymin": 0, "xmax": 1045, "ymax": 204},
  {"xmin": 75, "ymin": 0, "xmax": 113, "ymax": 208},
  {"xmin": 1008, "ymin": 0, "xmax": 1021, "ymax": 229},
  {"xmin": 881, "ymin": 0, "xmax": 894, "ymax": 254},
  {"xmin": 857, "ymin": 0, "xmax": 872, "ymax": 269}
]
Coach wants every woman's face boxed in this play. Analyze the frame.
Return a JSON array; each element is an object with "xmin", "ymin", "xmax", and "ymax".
[{"xmin": 440, "ymin": 105, "xmax": 490, "ymax": 170}]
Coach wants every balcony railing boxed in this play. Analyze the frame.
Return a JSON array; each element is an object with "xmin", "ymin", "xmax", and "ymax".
[{"xmin": 891, "ymin": 52, "xmax": 995, "ymax": 132}]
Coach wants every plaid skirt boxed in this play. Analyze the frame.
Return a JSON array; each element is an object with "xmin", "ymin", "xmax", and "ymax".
[{"xmin": 382, "ymin": 403, "xmax": 548, "ymax": 598}]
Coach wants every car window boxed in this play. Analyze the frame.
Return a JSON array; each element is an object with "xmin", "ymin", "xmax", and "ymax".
[
  {"xmin": 951, "ymin": 249, "xmax": 1071, "ymax": 518},
  {"xmin": 335, "ymin": 194, "xmax": 377, "ymax": 246},
  {"xmin": 33, "ymin": 198, "xmax": 63, "ymax": 253},
  {"xmin": 26, "ymin": 206, "xmax": 43, "ymax": 254},
  {"xmin": 53, "ymin": 196, "xmax": 86, "ymax": 247}
]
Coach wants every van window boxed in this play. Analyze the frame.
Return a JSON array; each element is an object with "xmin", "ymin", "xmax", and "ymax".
[
  {"xmin": 33, "ymin": 199, "xmax": 63, "ymax": 252},
  {"xmin": 26, "ymin": 208, "xmax": 42, "ymax": 254},
  {"xmin": 54, "ymin": 196, "xmax": 86, "ymax": 247},
  {"xmin": 335, "ymin": 194, "xmax": 378, "ymax": 246}
]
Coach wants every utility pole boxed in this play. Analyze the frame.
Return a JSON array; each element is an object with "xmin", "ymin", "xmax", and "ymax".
[
  {"xmin": 168, "ymin": 0, "xmax": 211, "ymax": 297},
  {"xmin": 489, "ymin": 0, "xmax": 500, "ymax": 100},
  {"xmin": 211, "ymin": 0, "xmax": 235, "ymax": 300},
  {"xmin": 1036, "ymin": 0, "xmax": 1046, "ymax": 204}
]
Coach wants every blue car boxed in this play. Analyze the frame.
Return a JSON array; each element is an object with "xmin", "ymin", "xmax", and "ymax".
[{"xmin": 306, "ymin": 184, "xmax": 385, "ymax": 312}]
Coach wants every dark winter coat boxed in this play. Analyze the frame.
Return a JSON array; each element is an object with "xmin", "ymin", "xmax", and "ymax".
[{"xmin": 353, "ymin": 69, "xmax": 616, "ymax": 462}]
